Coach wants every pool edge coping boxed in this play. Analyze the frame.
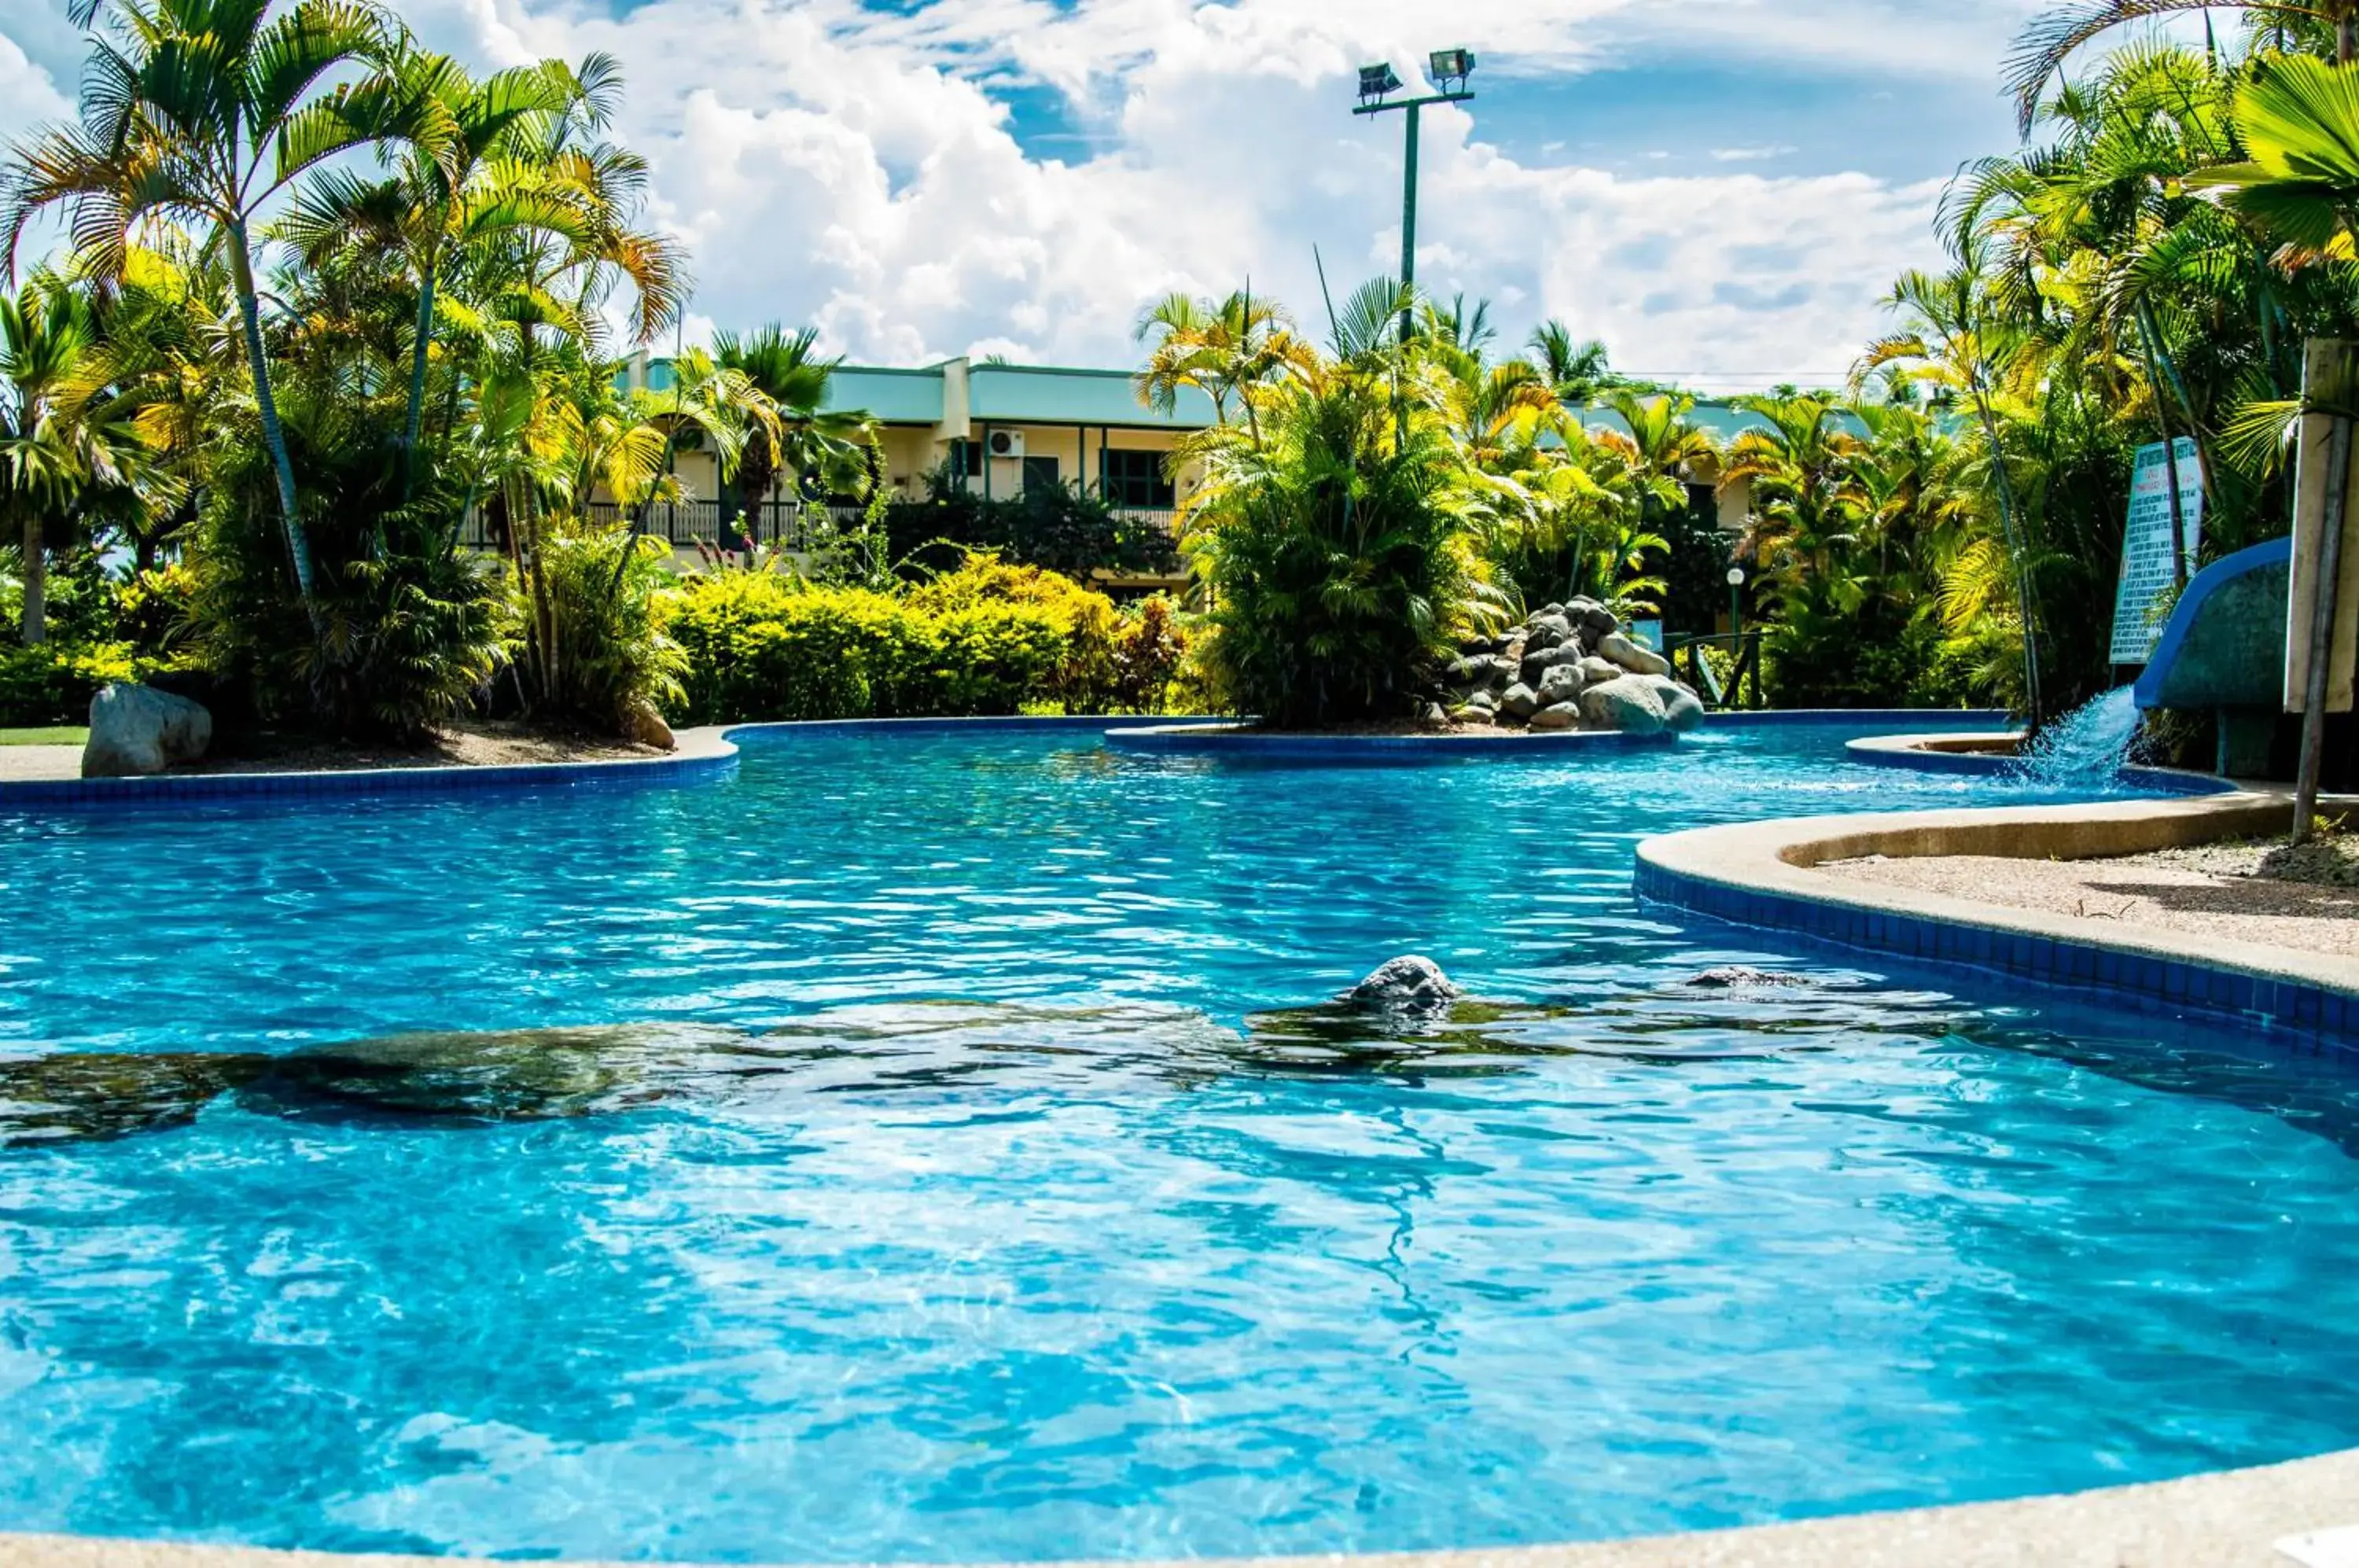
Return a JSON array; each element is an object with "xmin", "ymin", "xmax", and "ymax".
[
  {"xmin": 0, "ymin": 717, "xmax": 1253, "ymax": 805},
  {"xmin": 0, "ymin": 711, "xmax": 2023, "ymax": 803},
  {"xmin": 1, "ymin": 1445, "xmax": 2353, "ymax": 1568},
  {"xmin": 1636, "ymin": 790, "xmax": 2359, "ymax": 1040}
]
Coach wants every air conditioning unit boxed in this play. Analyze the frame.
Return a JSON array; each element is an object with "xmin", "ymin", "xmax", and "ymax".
[{"xmin": 986, "ymin": 429, "xmax": 1025, "ymax": 459}]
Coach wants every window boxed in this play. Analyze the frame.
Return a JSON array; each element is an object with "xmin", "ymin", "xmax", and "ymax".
[
  {"xmin": 947, "ymin": 439, "xmax": 981, "ymax": 482},
  {"xmin": 1102, "ymin": 447, "xmax": 1175, "ymax": 509},
  {"xmin": 1022, "ymin": 455, "xmax": 1060, "ymax": 494}
]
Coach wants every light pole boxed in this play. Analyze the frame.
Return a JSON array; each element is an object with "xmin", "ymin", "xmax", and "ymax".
[
  {"xmin": 1726, "ymin": 567, "xmax": 1749, "ymax": 709},
  {"xmin": 1353, "ymin": 49, "xmax": 1476, "ymax": 347}
]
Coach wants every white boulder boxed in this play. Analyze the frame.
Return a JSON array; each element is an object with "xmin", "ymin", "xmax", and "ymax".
[
  {"xmin": 83, "ymin": 684, "xmax": 212, "ymax": 778},
  {"xmin": 1597, "ymin": 631, "xmax": 1673, "ymax": 679},
  {"xmin": 1578, "ymin": 675, "xmax": 1669, "ymax": 738},
  {"xmin": 1530, "ymin": 702, "xmax": 1579, "ymax": 731}
]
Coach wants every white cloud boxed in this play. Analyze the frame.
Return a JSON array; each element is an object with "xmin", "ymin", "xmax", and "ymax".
[
  {"xmin": 0, "ymin": 0, "xmax": 2011, "ymax": 388},
  {"xmin": 0, "ymin": 28, "xmax": 71, "ymax": 147}
]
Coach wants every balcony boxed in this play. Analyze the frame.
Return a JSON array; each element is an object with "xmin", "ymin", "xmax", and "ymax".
[{"xmin": 457, "ymin": 500, "xmax": 874, "ymax": 554}]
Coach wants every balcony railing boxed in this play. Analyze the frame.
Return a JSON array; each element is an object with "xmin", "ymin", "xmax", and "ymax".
[{"xmin": 457, "ymin": 500, "xmax": 874, "ymax": 553}]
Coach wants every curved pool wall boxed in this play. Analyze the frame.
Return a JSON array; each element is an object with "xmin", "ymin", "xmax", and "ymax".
[
  {"xmin": 1842, "ymin": 733, "xmax": 2236, "ymax": 796},
  {"xmin": 2, "ymin": 712, "xmax": 2350, "ymax": 1567}
]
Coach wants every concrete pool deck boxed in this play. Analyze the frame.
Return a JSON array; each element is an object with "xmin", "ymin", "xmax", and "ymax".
[
  {"xmin": 1638, "ymin": 790, "xmax": 2359, "ymax": 1042},
  {"xmin": 0, "ymin": 1448, "xmax": 2353, "ymax": 1568}
]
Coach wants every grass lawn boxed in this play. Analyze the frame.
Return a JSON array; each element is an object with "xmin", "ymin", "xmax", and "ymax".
[{"xmin": 0, "ymin": 727, "xmax": 87, "ymax": 745}]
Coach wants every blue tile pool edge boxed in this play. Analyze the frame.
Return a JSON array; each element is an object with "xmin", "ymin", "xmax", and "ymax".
[
  {"xmin": 0, "ymin": 716, "xmax": 1243, "ymax": 810},
  {"xmin": 1633, "ymin": 854, "xmax": 2359, "ymax": 1051}
]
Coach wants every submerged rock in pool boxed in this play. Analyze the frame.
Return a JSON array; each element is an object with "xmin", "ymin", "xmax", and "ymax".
[
  {"xmin": 1345, "ymin": 956, "xmax": 1460, "ymax": 1016},
  {"xmin": 0, "ymin": 1050, "xmax": 267, "ymax": 1145},
  {"xmin": 245, "ymin": 1023, "xmax": 753, "ymax": 1123},
  {"xmin": 1685, "ymin": 966, "xmax": 1812, "ymax": 989}
]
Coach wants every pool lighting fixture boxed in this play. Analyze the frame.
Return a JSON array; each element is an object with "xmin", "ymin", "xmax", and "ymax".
[
  {"xmin": 1428, "ymin": 49, "xmax": 1476, "ymax": 93},
  {"xmin": 1351, "ymin": 46, "xmax": 1481, "ymax": 347}
]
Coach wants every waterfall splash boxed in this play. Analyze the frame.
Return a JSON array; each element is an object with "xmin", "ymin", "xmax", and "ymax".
[{"xmin": 2014, "ymin": 686, "xmax": 2144, "ymax": 791}]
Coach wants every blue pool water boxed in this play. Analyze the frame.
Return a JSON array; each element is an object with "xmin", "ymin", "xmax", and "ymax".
[{"xmin": 2, "ymin": 720, "xmax": 2357, "ymax": 1562}]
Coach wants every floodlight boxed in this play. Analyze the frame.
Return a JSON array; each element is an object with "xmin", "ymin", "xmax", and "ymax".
[
  {"xmin": 1429, "ymin": 48, "xmax": 1476, "ymax": 88},
  {"xmin": 1358, "ymin": 63, "xmax": 1402, "ymax": 103}
]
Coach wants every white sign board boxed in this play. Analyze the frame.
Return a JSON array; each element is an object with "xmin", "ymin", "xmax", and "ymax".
[{"xmin": 2110, "ymin": 438, "xmax": 2203, "ymax": 666}]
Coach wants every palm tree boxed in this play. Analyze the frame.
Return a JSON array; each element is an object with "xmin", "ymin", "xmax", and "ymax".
[
  {"xmin": 279, "ymin": 48, "xmax": 585, "ymax": 498},
  {"xmin": 1526, "ymin": 320, "xmax": 1624, "ymax": 404},
  {"xmin": 2008, "ymin": 0, "xmax": 2359, "ymax": 132},
  {"xmin": 1133, "ymin": 286, "xmax": 1309, "ymax": 442},
  {"xmin": 0, "ymin": 271, "xmax": 99, "ymax": 644},
  {"xmin": 712, "ymin": 324, "xmax": 875, "ymax": 531},
  {"xmin": 1860, "ymin": 264, "xmax": 2049, "ymax": 719},
  {"xmin": 3, "ymin": 0, "xmax": 424, "ymax": 605}
]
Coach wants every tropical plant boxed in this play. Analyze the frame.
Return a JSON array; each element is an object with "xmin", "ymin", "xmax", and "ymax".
[
  {"xmin": 1177, "ymin": 320, "xmax": 1500, "ymax": 726},
  {"xmin": 3, "ymin": 0, "xmax": 427, "ymax": 605}
]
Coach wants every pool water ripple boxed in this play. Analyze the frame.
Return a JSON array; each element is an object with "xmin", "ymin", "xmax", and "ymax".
[{"xmin": 0, "ymin": 723, "xmax": 2356, "ymax": 1561}]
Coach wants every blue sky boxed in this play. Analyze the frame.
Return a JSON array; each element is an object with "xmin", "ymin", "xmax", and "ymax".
[{"xmin": 0, "ymin": 0, "xmax": 2095, "ymax": 388}]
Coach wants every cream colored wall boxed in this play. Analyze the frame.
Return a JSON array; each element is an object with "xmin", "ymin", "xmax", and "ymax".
[
  {"xmin": 1716, "ymin": 476, "xmax": 1752, "ymax": 535},
  {"xmin": 672, "ymin": 450, "xmax": 721, "ymax": 502},
  {"xmin": 936, "ymin": 423, "xmax": 1201, "ymax": 505}
]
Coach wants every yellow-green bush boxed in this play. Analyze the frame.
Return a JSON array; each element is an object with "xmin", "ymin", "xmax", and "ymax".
[
  {"xmin": 672, "ymin": 554, "xmax": 1198, "ymax": 724},
  {"xmin": 0, "ymin": 641, "xmax": 147, "ymax": 727}
]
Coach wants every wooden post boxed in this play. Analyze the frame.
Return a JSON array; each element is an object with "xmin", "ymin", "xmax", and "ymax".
[{"xmin": 2286, "ymin": 340, "xmax": 2359, "ymax": 841}]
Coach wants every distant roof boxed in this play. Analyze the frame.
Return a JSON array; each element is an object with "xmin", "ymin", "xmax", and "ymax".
[
  {"xmin": 636, "ymin": 356, "xmax": 1216, "ymax": 429},
  {"xmin": 828, "ymin": 366, "xmax": 945, "ymax": 424},
  {"xmin": 965, "ymin": 363, "xmax": 1216, "ymax": 428},
  {"xmin": 1577, "ymin": 400, "xmax": 1871, "ymax": 444}
]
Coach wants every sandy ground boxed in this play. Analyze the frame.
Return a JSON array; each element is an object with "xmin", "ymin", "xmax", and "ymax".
[
  {"xmin": 0, "ymin": 723, "xmax": 664, "ymax": 783},
  {"xmin": 1824, "ymin": 836, "xmax": 2359, "ymax": 959}
]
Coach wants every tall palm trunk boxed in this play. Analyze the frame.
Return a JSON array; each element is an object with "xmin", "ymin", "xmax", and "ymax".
[
  {"xmin": 2342, "ymin": 10, "xmax": 2355, "ymax": 63},
  {"xmin": 1969, "ymin": 383, "xmax": 2044, "ymax": 724},
  {"xmin": 19, "ymin": 513, "xmax": 44, "ymax": 646},
  {"xmin": 400, "ymin": 254, "xmax": 436, "ymax": 500},
  {"xmin": 227, "ymin": 221, "xmax": 315, "ymax": 602}
]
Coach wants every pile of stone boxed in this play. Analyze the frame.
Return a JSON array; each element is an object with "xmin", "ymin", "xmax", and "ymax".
[{"xmin": 1438, "ymin": 599, "xmax": 1705, "ymax": 736}]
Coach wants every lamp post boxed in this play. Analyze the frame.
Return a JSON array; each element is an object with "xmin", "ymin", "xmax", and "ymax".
[
  {"xmin": 1726, "ymin": 566, "xmax": 1746, "ymax": 641},
  {"xmin": 1353, "ymin": 49, "xmax": 1477, "ymax": 347}
]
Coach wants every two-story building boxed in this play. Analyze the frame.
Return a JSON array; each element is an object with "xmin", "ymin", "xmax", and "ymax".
[{"xmin": 610, "ymin": 354, "xmax": 1217, "ymax": 562}]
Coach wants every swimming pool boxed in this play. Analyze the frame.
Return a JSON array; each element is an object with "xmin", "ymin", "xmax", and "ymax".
[{"xmin": 1, "ymin": 720, "xmax": 2353, "ymax": 1562}]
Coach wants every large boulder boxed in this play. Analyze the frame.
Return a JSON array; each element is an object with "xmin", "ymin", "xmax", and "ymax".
[
  {"xmin": 1644, "ymin": 675, "xmax": 1706, "ymax": 734},
  {"xmin": 1499, "ymin": 683, "xmax": 1540, "ymax": 720},
  {"xmin": 1536, "ymin": 662, "xmax": 1587, "ymax": 709},
  {"xmin": 627, "ymin": 698, "xmax": 675, "ymax": 752},
  {"xmin": 1597, "ymin": 631, "xmax": 1673, "ymax": 679},
  {"xmin": 1579, "ymin": 675, "xmax": 1669, "ymax": 737},
  {"xmin": 1530, "ymin": 702, "xmax": 1578, "ymax": 731},
  {"xmin": 1568, "ymin": 598, "xmax": 1620, "ymax": 639},
  {"xmin": 83, "ymin": 684, "xmax": 212, "ymax": 778},
  {"xmin": 1523, "ymin": 612, "xmax": 1577, "ymax": 651},
  {"xmin": 1348, "ymin": 956, "xmax": 1460, "ymax": 1016},
  {"xmin": 1578, "ymin": 656, "xmax": 1621, "ymax": 686},
  {"xmin": 1520, "ymin": 643, "xmax": 1585, "ymax": 687}
]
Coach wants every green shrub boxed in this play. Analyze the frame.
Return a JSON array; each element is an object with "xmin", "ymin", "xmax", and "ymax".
[
  {"xmin": 524, "ymin": 528, "xmax": 689, "ymax": 731},
  {"xmin": 1187, "ymin": 371, "xmax": 1493, "ymax": 727},
  {"xmin": 0, "ymin": 641, "xmax": 147, "ymax": 727},
  {"xmin": 670, "ymin": 554, "xmax": 1128, "ymax": 723}
]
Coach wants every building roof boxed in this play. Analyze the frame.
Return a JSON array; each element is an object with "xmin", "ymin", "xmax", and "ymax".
[
  {"xmin": 634, "ymin": 355, "xmax": 1216, "ymax": 429},
  {"xmin": 828, "ymin": 366, "xmax": 947, "ymax": 424},
  {"xmin": 966, "ymin": 363, "xmax": 1216, "ymax": 428}
]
